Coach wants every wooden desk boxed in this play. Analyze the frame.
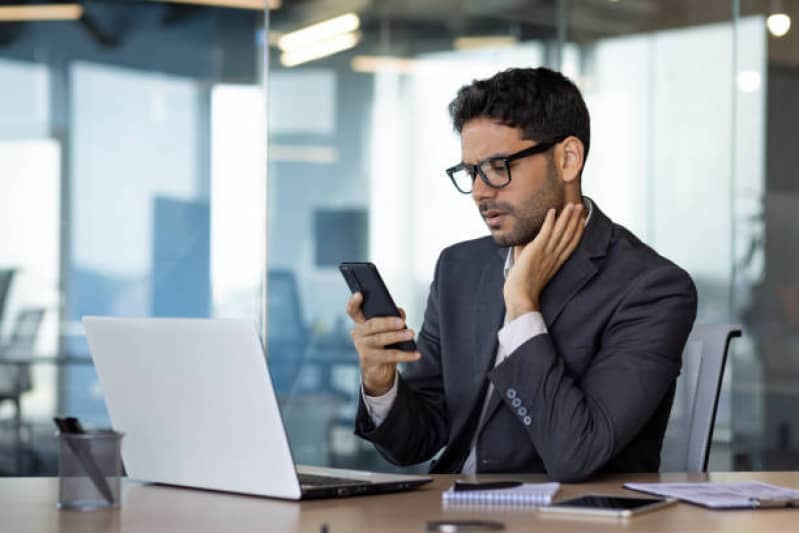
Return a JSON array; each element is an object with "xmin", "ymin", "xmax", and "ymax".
[{"xmin": 5, "ymin": 472, "xmax": 799, "ymax": 532}]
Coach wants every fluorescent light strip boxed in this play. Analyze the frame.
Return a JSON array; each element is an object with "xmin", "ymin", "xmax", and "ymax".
[
  {"xmin": 280, "ymin": 31, "xmax": 360, "ymax": 67},
  {"xmin": 278, "ymin": 12, "xmax": 359, "ymax": 51},
  {"xmin": 351, "ymin": 55, "xmax": 416, "ymax": 74},
  {"xmin": 144, "ymin": 0, "xmax": 281, "ymax": 11},
  {"xmin": 453, "ymin": 35, "xmax": 518, "ymax": 50},
  {"xmin": 0, "ymin": 4, "xmax": 83, "ymax": 22}
]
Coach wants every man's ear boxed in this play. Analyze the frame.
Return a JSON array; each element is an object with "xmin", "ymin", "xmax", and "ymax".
[{"xmin": 556, "ymin": 136, "xmax": 584, "ymax": 184}]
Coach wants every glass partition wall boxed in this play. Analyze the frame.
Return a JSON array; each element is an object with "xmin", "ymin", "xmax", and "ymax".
[
  {"xmin": 264, "ymin": 0, "xmax": 794, "ymax": 473},
  {"xmin": 1, "ymin": 0, "xmax": 797, "ymax": 476},
  {"xmin": 0, "ymin": 2, "xmax": 265, "ymax": 475}
]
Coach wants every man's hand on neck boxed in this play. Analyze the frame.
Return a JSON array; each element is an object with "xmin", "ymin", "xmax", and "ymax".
[{"xmin": 503, "ymin": 203, "xmax": 586, "ymax": 321}]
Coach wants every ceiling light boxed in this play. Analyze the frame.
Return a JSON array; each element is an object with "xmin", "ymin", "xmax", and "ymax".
[
  {"xmin": 144, "ymin": 0, "xmax": 281, "ymax": 11},
  {"xmin": 351, "ymin": 55, "xmax": 416, "ymax": 74},
  {"xmin": 0, "ymin": 4, "xmax": 83, "ymax": 22},
  {"xmin": 278, "ymin": 13, "xmax": 359, "ymax": 52},
  {"xmin": 453, "ymin": 36, "xmax": 517, "ymax": 50},
  {"xmin": 280, "ymin": 31, "xmax": 360, "ymax": 67},
  {"xmin": 767, "ymin": 13, "xmax": 791, "ymax": 37}
]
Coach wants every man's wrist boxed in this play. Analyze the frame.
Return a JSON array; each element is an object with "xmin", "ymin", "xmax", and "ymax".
[
  {"xmin": 364, "ymin": 383, "xmax": 391, "ymax": 396},
  {"xmin": 363, "ymin": 375, "xmax": 396, "ymax": 397},
  {"xmin": 506, "ymin": 298, "xmax": 540, "ymax": 321}
]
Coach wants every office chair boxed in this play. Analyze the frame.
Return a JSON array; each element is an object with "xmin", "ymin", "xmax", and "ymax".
[
  {"xmin": 660, "ymin": 323, "xmax": 742, "ymax": 472},
  {"xmin": 0, "ymin": 309, "xmax": 46, "ymax": 440},
  {"xmin": 266, "ymin": 270, "xmax": 309, "ymax": 395},
  {"xmin": 0, "ymin": 269, "xmax": 14, "ymax": 327}
]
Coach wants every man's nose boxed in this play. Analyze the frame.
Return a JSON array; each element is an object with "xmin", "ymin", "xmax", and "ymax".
[{"xmin": 471, "ymin": 173, "xmax": 497, "ymax": 203}]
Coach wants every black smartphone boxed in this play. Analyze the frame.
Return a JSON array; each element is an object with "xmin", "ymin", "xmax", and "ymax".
[
  {"xmin": 339, "ymin": 262, "xmax": 417, "ymax": 352},
  {"xmin": 539, "ymin": 494, "xmax": 676, "ymax": 518}
]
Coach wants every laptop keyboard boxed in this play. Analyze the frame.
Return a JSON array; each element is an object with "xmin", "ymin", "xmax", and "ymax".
[{"xmin": 298, "ymin": 473, "xmax": 366, "ymax": 487}]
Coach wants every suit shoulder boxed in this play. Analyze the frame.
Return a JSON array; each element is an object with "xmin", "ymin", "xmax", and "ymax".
[{"xmin": 609, "ymin": 223, "xmax": 696, "ymax": 293}]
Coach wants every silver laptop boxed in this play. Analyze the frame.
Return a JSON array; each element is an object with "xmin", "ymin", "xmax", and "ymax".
[{"xmin": 82, "ymin": 316, "xmax": 432, "ymax": 500}]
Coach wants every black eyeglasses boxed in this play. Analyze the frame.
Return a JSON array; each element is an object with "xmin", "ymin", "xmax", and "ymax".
[{"xmin": 445, "ymin": 135, "xmax": 568, "ymax": 194}]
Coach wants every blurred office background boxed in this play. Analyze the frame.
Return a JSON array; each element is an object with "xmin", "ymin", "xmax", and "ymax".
[{"xmin": 0, "ymin": 0, "xmax": 797, "ymax": 475}]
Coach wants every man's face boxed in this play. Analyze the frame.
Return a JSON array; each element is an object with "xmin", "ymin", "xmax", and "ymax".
[{"xmin": 461, "ymin": 117, "xmax": 565, "ymax": 247}]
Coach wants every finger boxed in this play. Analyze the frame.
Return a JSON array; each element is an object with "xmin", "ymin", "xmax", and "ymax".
[
  {"xmin": 539, "ymin": 208, "xmax": 556, "ymax": 244},
  {"xmin": 539, "ymin": 208, "xmax": 556, "ymax": 236},
  {"xmin": 369, "ymin": 350, "xmax": 422, "ymax": 365},
  {"xmin": 519, "ymin": 207, "xmax": 556, "ymax": 262},
  {"xmin": 346, "ymin": 292, "xmax": 366, "ymax": 323},
  {"xmin": 552, "ymin": 204, "xmax": 584, "ymax": 258},
  {"xmin": 397, "ymin": 307, "xmax": 407, "ymax": 321},
  {"xmin": 356, "ymin": 328, "xmax": 415, "ymax": 351},
  {"xmin": 553, "ymin": 214, "xmax": 586, "ymax": 270},
  {"xmin": 511, "ymin": 209, "xmax": 555, "ymax": 272},
  {"xmin": 545, "ymin": 203, "xmax": 576, "ymax": 254},
  {"xmin": 353, "ymin": 316, "xmax": 405, "ymax": 338}
]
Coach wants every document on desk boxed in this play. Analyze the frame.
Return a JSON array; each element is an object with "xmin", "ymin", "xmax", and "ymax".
[{"xmin": 624, "ymin": 481, "xmax": 799, "ymax": 509}]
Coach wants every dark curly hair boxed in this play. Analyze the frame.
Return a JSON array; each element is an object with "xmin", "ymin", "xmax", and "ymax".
[{"xmin": 449, "ymin": 67, "xmax": 590, "ymax": 166}]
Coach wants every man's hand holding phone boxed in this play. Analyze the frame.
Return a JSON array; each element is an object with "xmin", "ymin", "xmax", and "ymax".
[{"xmin": 346, "ymin": 292, "xmax": 421, "ymax": 396}]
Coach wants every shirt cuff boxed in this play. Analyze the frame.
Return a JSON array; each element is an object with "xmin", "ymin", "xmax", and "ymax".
[
  {"xmin": 498, "ymin": 311, "xmax": 548, "ymax": 355},
  {"xmin": 361, "ymin": 372, "xmax": 399, "ymax": 427}
]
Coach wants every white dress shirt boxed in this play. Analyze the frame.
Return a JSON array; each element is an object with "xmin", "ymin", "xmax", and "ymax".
[{"xmin": 362, "ymin": 198, "xmax": 593, "ymax": 473}]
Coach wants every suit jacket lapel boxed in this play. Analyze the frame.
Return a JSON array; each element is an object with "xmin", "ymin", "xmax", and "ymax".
[
  {"xmin": 452, "ymin": 252, "xmax": 505, "ymax": 445},
  {"xmin": 470, "ymin": 253, "xmax": 506, "ymax": 396},
  {"xmin": 474, "ymin": 199, "xmax": 613, "ymax": 438},
  {"xmin": 542, "ymin": 200, "xmax": 613, "ymax": 323}
]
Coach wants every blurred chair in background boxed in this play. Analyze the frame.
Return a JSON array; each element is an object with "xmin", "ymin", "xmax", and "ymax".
[
  {"xmin": 0, "ymin": 269, "xmax": 14, "ymax": 328},
  {"xmin": 0, "ymin": 308, "xmax": 46, "ymax": 473},
  {"xmin": 660, "ymin": 323, "xmax": 742, "ymax": 473},
  {"xmin": 266, "ymin": 269, "xmax": 309, "ymax": 395}
]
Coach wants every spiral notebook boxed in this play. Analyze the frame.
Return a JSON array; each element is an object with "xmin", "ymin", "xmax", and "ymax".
[{"xmin": 442, "ymin": 482, "xmax": 560, "ymax": 506}]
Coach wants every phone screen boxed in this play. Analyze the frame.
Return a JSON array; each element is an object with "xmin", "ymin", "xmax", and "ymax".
[
  {"xmin": 550, "ymin": 494, "xmax": 667, "ymax": 511},
  {"xmin": 552, "ymin": 495, "xmax": 666, "ymax": 510}
]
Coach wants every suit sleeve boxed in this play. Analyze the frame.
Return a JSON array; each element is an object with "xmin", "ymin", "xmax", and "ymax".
[
  {"xmin": 487, "ymin": 263, "xmax": 697, "ymax": 482},
  {"xmin": 353, "ymin": 253, "xmax": 450, "ymax": 466}
]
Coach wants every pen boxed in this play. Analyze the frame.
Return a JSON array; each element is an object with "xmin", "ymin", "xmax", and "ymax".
[
  {"xmin": 54, "ymin": 417, "xmax": 116, "ymax": 505},
  {"xmin": 453, "ymin": 481, "xmax": 523, "ymax": 492}
]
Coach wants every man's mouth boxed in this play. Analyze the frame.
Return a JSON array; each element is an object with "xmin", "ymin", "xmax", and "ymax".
[{"xmin": 482, "ymin": 210, "xmax": 507, "ymax": 227}]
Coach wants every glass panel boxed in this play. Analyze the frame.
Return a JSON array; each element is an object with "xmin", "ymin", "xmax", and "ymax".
[
  {"xmin": 266, "ymin": 3, "xmax": 555, "ymax": 470},
  {"xmin": 736, "ymin": 0, "xmax": 799, "ymax": 470},
  {"xmin": 0, "ymin": 5, "xmax": 265, "ymax": 475},
  {"xmin": 266, "ymin": 0, "xmax": 788, "ymax": 474},
  {"xmin": 566, "ymin": 1, "xmax": 770, "ymax": 471}
]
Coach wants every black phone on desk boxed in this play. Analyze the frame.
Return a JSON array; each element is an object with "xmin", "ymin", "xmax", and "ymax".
[
  {"xmin": 538, "ymin": 494, "xmax": 676, "ymax": 518},
  {"xmin": 338, "ymin": 262, "xmax": 417, "ymax": 352}
]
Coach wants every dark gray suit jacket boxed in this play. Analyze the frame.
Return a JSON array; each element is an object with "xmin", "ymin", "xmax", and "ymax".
[{"xmin": 355, "ymin": 201, "xmax": 697, "ymax": 481}]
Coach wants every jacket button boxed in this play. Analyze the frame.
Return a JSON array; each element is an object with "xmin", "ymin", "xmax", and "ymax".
[
  {"xmin": 523, "ymin": 416, "xmax": 532, "ymax": 426},
  {"xmin": 511, "ymin": 398, "xmax": 522, "ymax": 408},
  {"xmin": 518, "ymin": 407, "xmax": 527, "ymax": 416},
  {"xmin": 506, "ymin": 388, "xmax": 517, "ymax": 399}
]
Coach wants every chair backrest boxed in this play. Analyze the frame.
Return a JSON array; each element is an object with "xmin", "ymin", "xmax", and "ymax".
[
  {"xmin": 265, "ymin": 270, "xmax": 308, "ymax": 394},
  {"xmin": 266, "ymin": 269, "xmax": 306, "ymax": 343},
  {"xmin": 0, "ymin": 269, "xmax": 14, "ymax": 326},
  {"xmin": 659, "ymin": 324, "xmax": 742, "ymax": 472},
  {"xmin": 0, "ymin": 308, "xmax": 46, "ymax": 395}
]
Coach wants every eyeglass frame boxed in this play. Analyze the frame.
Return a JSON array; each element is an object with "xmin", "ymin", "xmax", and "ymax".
[{"xmin": 445, "ymin": 134, "xmax": 570, "ymax": 194}]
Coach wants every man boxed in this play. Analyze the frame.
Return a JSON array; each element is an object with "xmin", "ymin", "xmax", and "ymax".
[{"xmin": 346, "ymin": 67, "xmax": 697, "ymax": 481}]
